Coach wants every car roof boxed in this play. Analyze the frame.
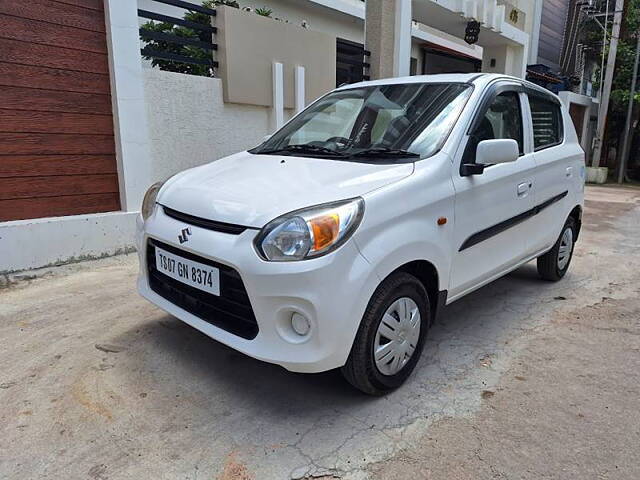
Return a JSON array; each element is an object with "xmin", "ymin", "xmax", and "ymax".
[
  {"xmin": 334, "ymin": 73, "xmax": 561, "ymax": 103},
  {"xmin": 335, "ymin": 73, "xmax": 494, "ymax": 90}
]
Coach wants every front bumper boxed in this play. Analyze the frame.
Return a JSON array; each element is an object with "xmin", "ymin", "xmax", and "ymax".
[{"xmin": 136, "ymin": 206, "xmax": 380, "ymax": 373}]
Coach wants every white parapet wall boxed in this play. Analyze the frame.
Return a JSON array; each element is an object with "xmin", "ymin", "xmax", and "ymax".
[
  {"xmin": 144, "ymin": 68, "xmax": 289, "ymax": 184},
  {"xmin": 0, "ymin": 212, "xmax": 137, "ymax": 273}
]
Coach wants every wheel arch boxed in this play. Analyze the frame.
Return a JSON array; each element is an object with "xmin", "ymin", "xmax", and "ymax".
[
  {"xmin": 386, "ymin": 259, "xmax": 446, "ymax": 325},
  {"xmin": 569, "ymin": 204, "xmax": 582, "ymax": 240}
]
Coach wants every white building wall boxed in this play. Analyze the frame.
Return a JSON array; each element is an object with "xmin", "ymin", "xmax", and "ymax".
[
  {"xmin": 503, "ymin": 0, "xmax": 539, "ymax": 67},
  {"xmin": 412, "ymin": 23, "xmax": 483, "ymax": 60},
  {"xmin": 144, "ymin": 69, "xmax": 283, "ymax": 183},
  {"xmin": 482, "ymin": 43, "xmax": 527, "ymax": 77},
  {"xmin": 237, "ymin": 0, "xmax": 364, "ymax": 43},
  {"xmin": 138, "ymin": 0, "xmax": 486, "ymax": 71}
]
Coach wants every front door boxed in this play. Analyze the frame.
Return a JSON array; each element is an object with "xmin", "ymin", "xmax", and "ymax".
[{"xmin": 449, "ymin": 86, "xmax": 536, "ymax": 301}]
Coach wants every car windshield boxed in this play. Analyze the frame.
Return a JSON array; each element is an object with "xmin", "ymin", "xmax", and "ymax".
[{"xmin": 251, "ymin": 82, "xmax": 472, "ymax": 162}]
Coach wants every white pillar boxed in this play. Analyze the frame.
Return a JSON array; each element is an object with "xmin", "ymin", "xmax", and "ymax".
[
  {"xmin": 104, "ymin": 0, "xmax": 152, "ymax": 212},
  {"xmin": 393, "ymin": 0, "xmax": 412, "ymax": 77},
  {"xmin": 272, "ymin": 61, "xmax": 284, "ymax": 130},
  {"xmin": 365, "ymin": 0, "xmax": 412, "ymax": 79},
  {"xmin": 294, "ymin": 65, "xmax": 306, "ymax": 113}
]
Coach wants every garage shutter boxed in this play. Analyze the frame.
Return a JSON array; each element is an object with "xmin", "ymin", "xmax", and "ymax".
[{"xmin": 0, "ymin": 0, "xmax": 120, "ymax": 222}]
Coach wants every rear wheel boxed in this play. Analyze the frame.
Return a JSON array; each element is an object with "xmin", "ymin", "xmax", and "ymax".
[
  {"xmin": 537, "ymin": 216, "xmax": 577, "ymax": 281},
  {"xmin": 341, "ymin": 272, "xmax": 430, "ymax": 395}
]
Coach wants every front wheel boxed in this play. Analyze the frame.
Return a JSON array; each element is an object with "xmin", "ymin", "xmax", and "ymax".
[
  {"xmin": 537, "ymin": 216, "xmax": 577, "ymax": 281},
  {"xmin": 341, "ymin": 272, "xmax": 430, "ymax": 395}
]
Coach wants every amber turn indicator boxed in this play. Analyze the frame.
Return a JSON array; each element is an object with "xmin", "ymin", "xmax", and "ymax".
[{"xmin": 437, "ymin": 217, "xmax": 447, "ymax": 226}]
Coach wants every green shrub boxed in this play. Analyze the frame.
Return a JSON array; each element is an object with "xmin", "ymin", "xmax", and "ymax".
[{"xmin": 140, "ymin": 0, "xmax": 239, "ymax": 77}]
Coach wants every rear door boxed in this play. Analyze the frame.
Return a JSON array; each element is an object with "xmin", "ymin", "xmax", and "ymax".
[
  {"xmin": 525, "ymin": 92, "xmax": 575, "ymax": 254},
  {"xmin": 449, "ymin": 83, "xmax": 536, "ymax": 301}
]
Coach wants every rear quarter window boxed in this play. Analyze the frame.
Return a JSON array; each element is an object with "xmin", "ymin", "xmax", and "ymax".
[{"xmin": 529, "ymin": 96, "xmax": 564, "ymax": 150}]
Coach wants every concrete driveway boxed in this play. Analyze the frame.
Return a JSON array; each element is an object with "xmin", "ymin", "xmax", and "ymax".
[{"xmin": 1, "ymin": 185, "xmax": 639, "ymax": 480}]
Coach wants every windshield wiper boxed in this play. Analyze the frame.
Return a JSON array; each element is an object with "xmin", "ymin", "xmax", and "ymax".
[
  {"xmin": 258, "ymin": 144, "xmax": 345, "ymax": 157},
  {"xmin": 348, "ymin": 147, "xmax": 420, "ymax": 159}
]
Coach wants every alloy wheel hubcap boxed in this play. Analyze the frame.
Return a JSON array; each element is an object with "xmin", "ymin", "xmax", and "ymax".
[
  {"xmin": 374, "ymin": 297, "xmax": 421, "ymax": 376},
  {"xmin": 557, "ymin": 227, "xmax": 573, "ymax": 270}
]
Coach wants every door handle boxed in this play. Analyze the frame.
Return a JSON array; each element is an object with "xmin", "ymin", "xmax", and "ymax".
[
  {"xmin": 566, "ymin": 167, "xmax": 574, "ymax": 177},
  {"xmin": 517, "ymin": 182, "xmax": 530, "ymax": 196}
]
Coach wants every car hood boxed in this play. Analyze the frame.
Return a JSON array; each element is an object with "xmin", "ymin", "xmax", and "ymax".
[{"xmin": 158, "ymin": 151, "xmax": 414, "ymax": 227}]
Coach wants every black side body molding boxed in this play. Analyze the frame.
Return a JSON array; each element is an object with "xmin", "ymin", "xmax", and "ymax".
[{"xmin": 459, "ymin": 191, "xmax": 569, "ymax": 252}]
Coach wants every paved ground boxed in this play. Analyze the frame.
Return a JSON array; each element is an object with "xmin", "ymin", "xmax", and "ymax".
[{"xmin": 1, "ymin": 185, "xmax": 639, "ymax": 480}]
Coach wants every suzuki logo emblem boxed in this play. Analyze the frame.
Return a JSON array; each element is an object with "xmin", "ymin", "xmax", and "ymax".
[{"xmin": 178, "ymin": 227, "xmax": 192, "ymax": 244}]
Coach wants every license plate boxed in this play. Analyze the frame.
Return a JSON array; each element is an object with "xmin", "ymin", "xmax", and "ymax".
[{"xmin": 154, "ymin": 247, "xmax": 220, "ymax": 296}]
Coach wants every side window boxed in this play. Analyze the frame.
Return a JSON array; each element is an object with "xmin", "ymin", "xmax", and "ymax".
[
  {"xmin": 529, "ymin": 96, "xmax": 563, "ymax": 150},
  {"xmin": 472, "ymin": 91, "xmax": 524, "ymax": 155}
]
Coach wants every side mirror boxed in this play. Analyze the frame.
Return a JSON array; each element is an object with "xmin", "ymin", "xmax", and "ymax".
[
  {"xmin": 461, "ymin": 139, "xmax": 519, "ymax": 176},
  {"xmin": 476, "ymin": 139, "xmax": 519, "ymax": 166}
]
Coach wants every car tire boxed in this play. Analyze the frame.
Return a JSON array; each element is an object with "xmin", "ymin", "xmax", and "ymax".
[
  {"xmin": 537, "ymin": 216, "xmax": 577, "ymax": 281},
  {"xmin": 341, "ymin": 272, "xmax": 431, "ymax": 395}
]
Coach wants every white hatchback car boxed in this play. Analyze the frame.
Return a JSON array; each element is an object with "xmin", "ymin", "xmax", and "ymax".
[{"xmin": 137, "ymin": 73, "xmax": 585, "ymax": 395}]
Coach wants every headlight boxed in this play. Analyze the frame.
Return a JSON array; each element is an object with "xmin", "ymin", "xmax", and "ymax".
[
  {"xmin": 255, "ymin": 198, "xmax": 365, "ymax": 261},
  {"xmin": 141, "ymin": 181, "xmax": 164, "ymax": 221}
]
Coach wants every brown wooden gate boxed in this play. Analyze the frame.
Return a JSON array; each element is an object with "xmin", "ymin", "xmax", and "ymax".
[{"xmin": 0, "ymin": 0, "xmax": 120, "ymax": 222}]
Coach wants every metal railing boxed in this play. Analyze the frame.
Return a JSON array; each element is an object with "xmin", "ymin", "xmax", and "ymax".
[
  {"xmin": 139, "ymin": 0, "xmax": 218, "ymax": 75},
  {"xmin": 336, "ymin": 38, "xmax": 370, "ymax": 87}
]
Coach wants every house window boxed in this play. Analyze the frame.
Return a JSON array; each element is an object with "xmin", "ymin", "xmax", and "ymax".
[
  {"xmin": 529, "ymin": 96, "xmax": 563, "ymax": 150},
  {"xmin": 336, "ymin": 38, "xmax": 369, "ymax": 87}
]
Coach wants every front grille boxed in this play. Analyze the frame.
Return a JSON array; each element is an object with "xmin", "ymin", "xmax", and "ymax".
[
  {"xmin": 162, "ymin": 206, "xmax": 249, "ymax": 235},
  {"xmin": 147, "ymin": 239, "xmax": 259, "ymax": 340}
]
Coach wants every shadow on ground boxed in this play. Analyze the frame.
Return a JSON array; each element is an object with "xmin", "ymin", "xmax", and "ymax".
[{"xmin": 112, "ymin": 261, "xmax": 560, "ymax": 413}]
